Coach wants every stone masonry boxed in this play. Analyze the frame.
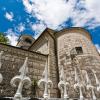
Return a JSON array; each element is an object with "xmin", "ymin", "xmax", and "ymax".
[
  {"xmin": 0, "ymin": 27, "xmax": 100, "ymax": 99},
  {"xmin": 0, "ymin": 44, "xmax": 47, "ymax": 97}
]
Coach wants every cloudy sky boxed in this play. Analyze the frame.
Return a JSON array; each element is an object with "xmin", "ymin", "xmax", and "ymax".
[{"xmin": 0, "ymin": 0, "xmax": 100, "ymax": 52}]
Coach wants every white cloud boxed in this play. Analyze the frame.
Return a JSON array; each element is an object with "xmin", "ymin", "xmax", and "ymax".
[
  {"xmin": 31, "ymin": 22, "xmax": 46, "ymax": 38},
  {"xmin": 23, "ymin": 0, "xmax": 76, "ymax": 29},
  {"xmin": 22, "ymin": 0, "xmax": 100, "ymax": 30},
  {"xmin": 5, "ymin": 12, "xmax": 14, "ymax": 21},
  {"xmin": 22, "ymin": 0, "xmax": 33, "ymax": 13},
  {"xmin": 6, "ymin": 29, "xmax": 18, "ymax": 46},
  {"xmin": 95, "ymin": 44, "xmax": 100, "ymax": 53},
  {"xmin": 85, "ymin": 0, "xmax": 100, "ymax": 20},
  {"xmin": 17, "ymin": 23, "xmax": 25, "ymax": 32},
  {"xmin": 71, "ymin": 0, "xmax": 100, "ymax": 29}
]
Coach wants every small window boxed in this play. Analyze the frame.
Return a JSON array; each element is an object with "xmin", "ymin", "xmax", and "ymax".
[
  {"xmin": 75, "ymin": 47, "xmax": 83, "ymax": 54},
  {"xmin": 70, "ymin": 47, "xmax": 83, "ymax": 60},
  {"xmin": 24, "ymin": 38, "xmax": 32, "ymax": 44}
]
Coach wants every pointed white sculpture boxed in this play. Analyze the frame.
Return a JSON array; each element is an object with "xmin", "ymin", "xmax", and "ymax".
[
  {"xmin": 0, "ymin": 51, "xmax": 3, "ymax": 83},
  {"xmin": 58, "ymin": 66, "xmax": 69, "ymax": 99},
  {"xmin": 92, "ymin": 69, "xmax": 100, "ymax": 92},
  {"xmin": 10, "ymin": 57, "xmax": 31, "ymax": 100},
  {"xmin": 38, "ymin": 60, "xmax": 53, "ymax": 99},
  {"xmin": 0, "ymin": 51, "xmax": 3, "ymax": 68},
  {"xmin": 74, "ymin": 67, "xmax": 84, "ymax": 100},
  {"xmin": 82, "ymin": 70, "xmax": 96, "ymax": 100}
]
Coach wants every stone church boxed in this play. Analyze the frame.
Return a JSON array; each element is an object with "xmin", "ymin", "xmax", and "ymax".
[{"xmin": 0, "ymin": 27, "xmax": 100, "ymax": 99}]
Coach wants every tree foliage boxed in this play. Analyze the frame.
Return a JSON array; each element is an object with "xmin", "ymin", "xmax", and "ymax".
[{"xmin": 0, "ymin": 33, "xmax": 9, "ymax": 44}]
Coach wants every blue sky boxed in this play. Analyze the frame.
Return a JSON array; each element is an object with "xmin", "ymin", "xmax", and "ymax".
[{"xmin": 0, "ymin": 0, "xmax": 100, "ymax": 52}]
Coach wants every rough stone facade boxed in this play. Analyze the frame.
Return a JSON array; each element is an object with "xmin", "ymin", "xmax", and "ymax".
[
  {"xmin": 55, "ymin": 28, "xmax": 100, "ymax": 98},
  {"xmin": 0, "ymin": 27, "xmax": 100, "ymax": 99},
  {"xmin": 0, "ymin": 44, "xmax": 47, "ymax": 97}
]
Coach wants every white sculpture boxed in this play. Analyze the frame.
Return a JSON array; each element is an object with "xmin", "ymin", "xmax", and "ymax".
[
  {"xmin": 82, "ymin": 70, "xmax": 96, "ymax": 100},
  {"xmin": 38, "ymin": 60, "xmax": 53, "ymax": 99},
  {"xmin": 58, "ymin": 66, "xmax": 69, "ymax": 99},
  {"xmin": 0, "ymin": 51, "xmax": 3, "ymax": 83},
  {"xmin": 74, "ymin": 67, "xmax": 84, "ymax": 100},
  {"xmin": 92, "ymin": 69, "xmax": 100, "ymax": 92},
  {"xmin": 10, "ymin": 57, "xmax": 31, "ymax": 100}
]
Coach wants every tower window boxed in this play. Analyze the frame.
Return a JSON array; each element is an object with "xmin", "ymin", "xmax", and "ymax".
[
  {"xmin": 24, "ymin": 38, "xmax": 32, "ymax": 44},
  {"xmin": 70, "ymin": 47, "xmax": 83, "ymax": 60},
  {"xmin": 75, "ymin": 47, "xmax": 83, "ymax": 54}
]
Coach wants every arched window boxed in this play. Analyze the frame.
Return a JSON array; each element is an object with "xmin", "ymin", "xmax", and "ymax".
[{"xmin": 24, "ymin": 38, "xmax": 32, "ymax": 44}]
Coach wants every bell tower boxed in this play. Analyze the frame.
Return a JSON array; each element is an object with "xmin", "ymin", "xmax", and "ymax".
[{"xmin": 16, "ymin": 34, "xmax": 35, "ymax": 50}]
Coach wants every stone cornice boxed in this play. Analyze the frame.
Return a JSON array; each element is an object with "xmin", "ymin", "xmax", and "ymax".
[
  {"xmin": 28, "ymin": 27, "xmax": 92, "ymax": 51},
  {"xmin": 0, "ymin": 43, "xmax": 48, "ymax": 59},
  {"xmin": 28, "ymin": 28, "xmax": 48, "ymax": 50},
  {"xmin": 55, "ymin": 27, "xmax": 92, "ymax": 41},
  {"xmin": 29, "ymin": 28, "xmax": 55, "ymax": 50}
]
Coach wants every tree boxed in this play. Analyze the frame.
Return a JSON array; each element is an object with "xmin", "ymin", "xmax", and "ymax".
[
  {"xmin": 31, "ymin": 79, "xmax": 38, "ymax": 98},
  {"xmin": 0, "ymin": 33, "xmax": 9, "ymax": 44}
]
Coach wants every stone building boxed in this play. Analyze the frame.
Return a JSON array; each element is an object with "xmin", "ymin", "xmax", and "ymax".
[{"xmin": 0, "ymin": 27, "xmax": 100, "ymax": 99}]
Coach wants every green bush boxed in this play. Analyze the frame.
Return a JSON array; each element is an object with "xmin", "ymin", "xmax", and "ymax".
[{"xmin": 0, "ymin": 33, "xmax": 9, "ymax": 44}]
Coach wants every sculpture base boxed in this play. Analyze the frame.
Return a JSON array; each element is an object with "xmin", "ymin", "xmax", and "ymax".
[{"xmin": 0, "ymin": 97, "xmax": 100, "ymax": 100}]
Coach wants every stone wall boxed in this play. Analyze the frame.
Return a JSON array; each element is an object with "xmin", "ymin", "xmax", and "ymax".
[
  {"xmin": 0, "ymin": 28, "xmax": 100, "ymax": 99},
  {"xmin": 30, "ymin": 33, "xmax": 49, "ymax": 55},
  {"xmin": 56, "ymin": 30, "xmax": 100, "ymax": 98},
  {"xmin": 30, "ymin": 31, "xmax": 59, "ymax": 98},
  {"xmin": 36, "ymin": 42, "xmax": 48, "ymax": 54},
  {"xmin": 0, "ymin": 44, "xmax": 47, "ymax": 98},
  {"xmin": 47, "ymin": 34, "xmax": 59, "ymax": 98}
]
